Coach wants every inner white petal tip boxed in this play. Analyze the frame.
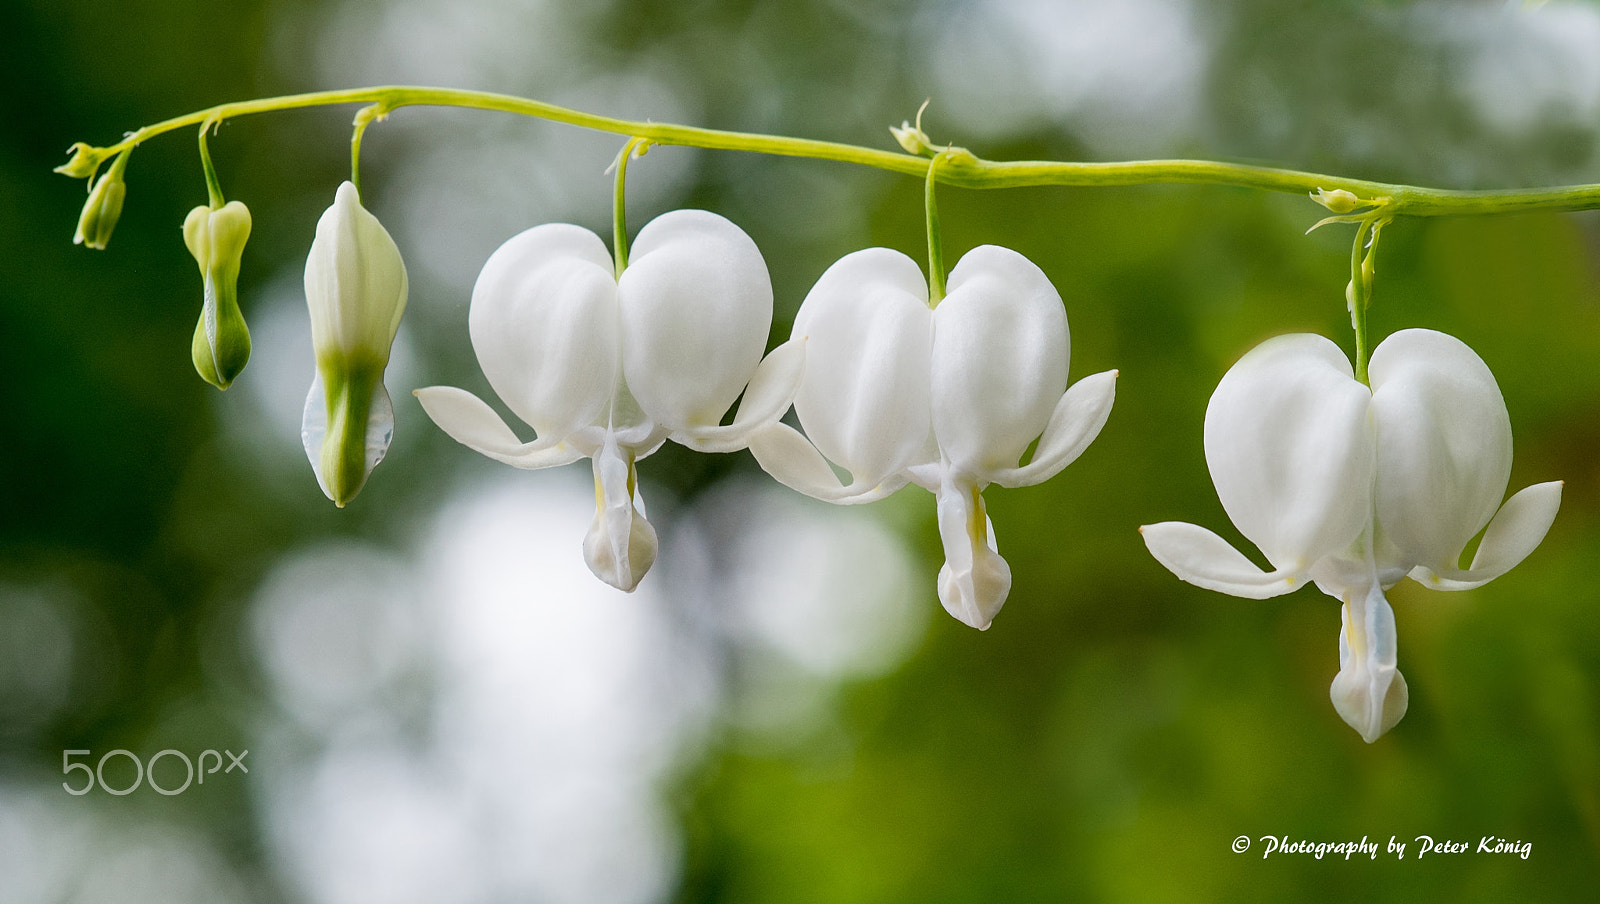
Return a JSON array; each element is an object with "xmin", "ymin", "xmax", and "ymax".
[{"xmin": 1331, "ymin": 667, "xmax": 1409, "ymax": 743}]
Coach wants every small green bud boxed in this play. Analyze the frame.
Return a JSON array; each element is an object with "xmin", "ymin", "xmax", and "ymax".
[
  {"xmin": 891, "ymin": 99, "xmax": 939, "ymax": 156},
  {"xmin": 73, "ymin": 152, "xmax": 130, "ymax": 250},
  {"xmin": 891, "ymin": 120, "xmax": 935, "ymax": 156},
  {"xmin": 55, "ymin": 142, "xmax": 110, "ymax": 180},
  {"xmin": 1312, "ymin": 187, "xmax": 1363, "ymax": 214},
  {"xmin": 184, "ymin": 201, "xmax": 254, "ymax": 389}
]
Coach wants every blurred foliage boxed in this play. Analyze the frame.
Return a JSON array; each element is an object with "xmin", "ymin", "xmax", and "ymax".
[{"xmin": 3, "ymin": 0, "xmax": 1599, "ymax": 901}]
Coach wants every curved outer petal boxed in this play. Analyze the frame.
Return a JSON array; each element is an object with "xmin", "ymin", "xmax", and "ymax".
[
  {"xmin": 673, "ymin": 337, "xmax": 804, "ymax": 454},
  {"xmin": 620, "ymin": 210, "xmax": 773, "ymax": 430},
  {"xmin": 1411, "ymin": 480, "xmax": 1563, "ymax": 590},
  {"xmin": 748, "ymin": 422, "xmax": 912, "ymax": 504},
  {"xmin": 1369, "ymin": 328, "xmax": 1514, "ymax": 575},
  {"xmin": 1205, "ymin": 333, "xmax": 1374, "ymax": 572},
  {"xmin": 1329, "ymin": 581, "xmax": 1408, "ymax": 743},
  {"xmin": 934, "ymin": 475, "xmax": 1012, "ymax": 630},
  {"xmin": 413, "ymin": 385, "xmax": 589, "ymax": 470},
  {"xmin": 470, "ymin": 223, "xmax": 620, "ymax": 440},
  {"xmin": 791, "ymin": 248, "xmax": 934, "ymax": 487},
  {"xmin": 305, "ymin": 182, "xmax": 408, "ymax": 360},
  {"xmin": 932, "ymin": 245, "xmax": 1070, "ymax": 477},
  {"xmin": 991, "ymin": 369, "xmax": 1118, "ymax": 488},
  {"xmin": 1139, "ymin": 521, "xmax": 1304, "ymax": 598}
]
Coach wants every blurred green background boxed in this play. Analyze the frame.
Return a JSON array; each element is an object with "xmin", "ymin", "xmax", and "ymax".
[{"xmin": 3, "ymin": 0, "xmax": 1599, "ymax": 901}]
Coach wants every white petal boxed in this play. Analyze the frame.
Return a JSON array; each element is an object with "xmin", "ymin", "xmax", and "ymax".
[
  {"xmin": 469, "ymin": 223, "xmax": 620, "ymax": 440},
  {"xmin": 1205, "ymin": 333, "xmax": 1374, "ymax": 572},
  {"xmin": 582, "ymin": 436, "xmax": 657, "ymax": 591},
  {"xmin": 792, "ymin": 247, "xmax": 934, "ymax": 488},
  {"xmin": 301, "ymin": 372, "xmax": 394, "ymax": 503},
  {"xmin": 673, "ymin": 337, "xmax": 804, "ymax": 454},
  {"xmin": 990, "ymin": 369, "xmax": 1118, "ymax": 488},
  {"xmin": 620, "ymin": 210, "xmax": 773, "ymax": 430},
  {"xmin": 1370, "ymin": 328, "xmax": 1513, "ymax": 573},
  {"xmin": 1139, "ymin": 521, "xmax": 1304, "ymax": 598},
  {"xmin": 932, "ymin": 246, "xmax": 1070, "ymax": 475},
  {"xmin": 305, "ymin": 181, "xmax": 408, "ymax": 360},
  {"xmin": 934, "ymin": 476, "xmax": 1012, "ymax": 630},
  {"xmin": 747, "ymin": 423, "xmax": 910, "ymax": 504},
  {"xmin": 1329, "ymin": 582, "xmax": 1407, "ymax": 743},
  {"xmin": 413, "ymin": 385, "xmax": 587, "ymax": 470},
  {"xmin": 1410, "ymin": 480, "xmax": 1563, "ymax": 590}
]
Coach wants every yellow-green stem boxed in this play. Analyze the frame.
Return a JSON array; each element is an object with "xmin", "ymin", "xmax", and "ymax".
[
  {"xmin": 1350, "ymin": 218, "xmax": 1375, "ymax": 384},
  {"xmin": 926, "ymin": 152, "xmax": 948, "ymax": 305},
  {"xmin": 67, "ymin": 85, "xmax": 1600, "ymax": 217},
  {"xmin": 198, "ymin": 121, "xmax": 225, "ymax": 208},
  {"xmin": 613, "ymin": 137, "xmax": 649, "ymax": 277},
  {"xmin": 350, "ymin": 104, "xmax": 386, "ymax": 196}
]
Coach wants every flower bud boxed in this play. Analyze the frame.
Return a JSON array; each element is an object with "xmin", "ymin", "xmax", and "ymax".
[
  {"xmin": 890, "ymin": 120, "xmax": 935, "ymax": 156},
  {"xmin": 184, "ymin": 201, "xmax": 253, "ymax": 389},
  {"xmin": 1311, "ymin": 187, "xmax": 1362, "ymax": 214},
  {"xmin": 300, "ymin": 181, "xmax": 408, "ymax": 507},
  {"xmin": 73, "ymin": 152, "xmax": 130, "ymax": 250},
  {"xmin": 55, "ymin": 142, "xmax": 109, "ymax": 180}
]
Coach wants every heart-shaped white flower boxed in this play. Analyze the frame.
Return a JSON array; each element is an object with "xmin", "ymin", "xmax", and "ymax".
[
  {"xmin": 1141, "ymin": 329, "xmax": 1562, "ymax": 742},
  {"xmin": 752, "ymin": 245, "xmax": 1117, "ymax": 630},
  {"xmin": 416, "ymin": 209, "xmax": 802, "ymax": 591}
]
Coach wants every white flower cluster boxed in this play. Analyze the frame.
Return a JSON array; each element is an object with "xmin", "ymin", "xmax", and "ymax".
[
  {"xmin": 296, "ymin": 189, "xmax": 1560, "ymax": 742},
  {"xmin": 406, "ymin": 209, "xmax": 1117, "ymax": 631}
]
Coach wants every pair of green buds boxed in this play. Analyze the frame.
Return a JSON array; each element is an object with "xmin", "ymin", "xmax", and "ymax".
[{"xmin": 62, "ymin": 142, "xmax": 254, "ymax": 391}]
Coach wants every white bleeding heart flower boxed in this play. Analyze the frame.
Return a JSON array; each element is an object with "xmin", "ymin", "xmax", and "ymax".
[
  {"xmin": 1141, "ymin": 329, "xmax": 1562, "ymax": 742},
  {"xmin": 751, "ymin": 245, "xmax": 1118, "ymax": 630},
  {"xmin": 415, "ymin": 209, "xmax": 803, "ymax": 591},
  {"xmin": 301, "ymin": 181, "xmax": 408, "ymax": 508}
]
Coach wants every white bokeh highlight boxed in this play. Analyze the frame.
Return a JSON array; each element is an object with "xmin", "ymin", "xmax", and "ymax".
[{"xmin": 250, "ymin": 469, "xmax": 920, "ymax": 904}]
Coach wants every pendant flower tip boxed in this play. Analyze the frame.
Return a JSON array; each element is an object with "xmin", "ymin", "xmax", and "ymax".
[
  {"xmin": 1141, "ymin": 329, "xmax": 1561, "ymax": 741},
  {"xmin": 300, "ymin": 181, "xmax": 408, "ymax": 507}
]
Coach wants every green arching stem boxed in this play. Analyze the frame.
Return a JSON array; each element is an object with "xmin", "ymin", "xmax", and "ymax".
[
  {"xmin": 612, "ymin": 137, "xmax": 650, "ymax": 278},
  {"xmin": 350, "ymin": 103, "xmax": 386, "ymax": 196},
  {"xmin": 197, "ymin": 120, "xmax": 225, "ymax": 208},
  {"xmin": 925, "ymin": 151, "xmax": 948, "ymax": 306},
  {"xmin": 1349, "ymin": 216, "xmax": 1382, "ymax": 385},
  {"xmin": 66, "ymin": 85, "xmax": 1600, "ymax": 218}
]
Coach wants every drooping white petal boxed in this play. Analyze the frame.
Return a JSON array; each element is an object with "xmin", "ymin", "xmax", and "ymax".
[
  {"xmin": 990, "ymin": 369, "xmax": 1118, "ymax": 488},
  {"xmin": 673, "ymin": 337, "xmax": 804, "ymax": 454},
  {"xmin": 747, "ymin": 423, "xmax": 911, "ymax": 504},
  {"xmin": 1328, "ymin": 581, "xmax": 1408, "ymax": 743},
  {"xmin": 791, "ymin": 247, "xmax": 934, "ymax": 489},
  {"xmin": 1411, "ymin": 480, "xmax": 1563, "ymax": 590},
  {"xmin": 934, "ymin": 474, "xmax": 1012, "ymax": 630},
  {"xmin": 1370, "ymin": 328, "xmax": 1514, "ymax": 574},
  {"xmin": 413, "ymin": 386, "xmax": 588, "ymax": 470},
  {"xmin": 582, "ymin": 434, "xmax": 657, "ymax": 592},
  {"xmin": 620, "ymin": 210, "xmax": 773, "ymax": 431},
  {"xmin": 1204, "ymin": 333, "xmax": 1374, "ymax": 572},
  {"xmin": 301, "ymin": 372, "xmax": 393, "ymax": 502},
  {"xmin": 469, "ymin": 223, "xmax": 621, "ymax": 441},
  {"xmin": 1139, "ymin": 521, "xmax": 1305, "ymax": 598},
  {"xmin": 931, "ymin": 245, "xmax": 1070, "ymax": 476}
]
